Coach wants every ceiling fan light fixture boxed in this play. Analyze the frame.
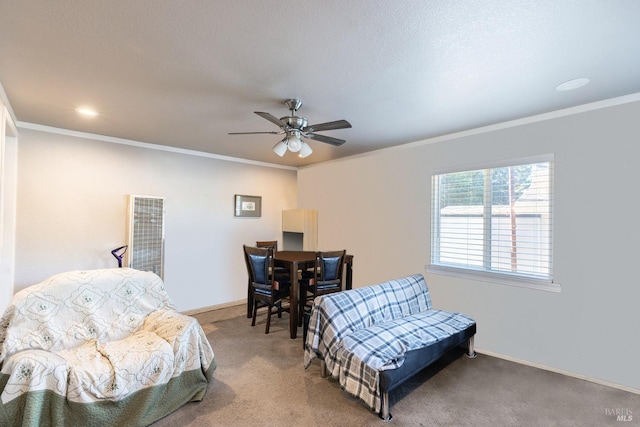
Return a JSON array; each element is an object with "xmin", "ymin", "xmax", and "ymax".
[
  {"xmin": 287, "ymin": 131, "xmax": 303, "ymax": 152},
  {"xmin": 273, "ymin": 139, "xmax": 288, "ymax": 157},
  {"xmin": 298, "ymin": 141, "xmax": 313, "ymax": 158}
]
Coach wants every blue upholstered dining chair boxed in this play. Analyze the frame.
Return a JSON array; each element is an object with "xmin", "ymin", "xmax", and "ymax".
[
  {"xmin": 256, "ymin": 240, "xmax": 288, "ymax": 277},
  {"xmin": 299, "ymin": 250, "xmax": 346, "ymax": 340},
  {"xmin": 243, "ymin": 245, "xmax": 291, "ymax": 334}
]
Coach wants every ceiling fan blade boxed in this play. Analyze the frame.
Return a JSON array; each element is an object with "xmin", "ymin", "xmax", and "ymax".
[
  {"xmin": 228, "ymin": 131, "xmax": 282, "ymax": 135},
  {"xmin": 303, "ymin": 119, "xmax": 352, "ymax": 132},
  {"xmin": 305, "ymin": 133, "xmax": 346, "ymax": 146},
  {"xmin": 255, "ymin": 111, "xmax": 287, "ymax": 128}
]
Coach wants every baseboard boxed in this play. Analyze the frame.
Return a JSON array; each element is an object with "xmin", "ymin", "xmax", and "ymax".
[
  {"xmin": 476, "ymin": 348, "xmax": 640, "ymax": 395},
  {"xmin": 182, "ymin": 299, "xmax": 246, "ymax": 316}
]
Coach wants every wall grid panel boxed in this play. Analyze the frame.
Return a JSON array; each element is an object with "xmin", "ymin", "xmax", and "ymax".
[{"xmin": 126, "ymin": 195, "xmax": 165, "ymax": 278}]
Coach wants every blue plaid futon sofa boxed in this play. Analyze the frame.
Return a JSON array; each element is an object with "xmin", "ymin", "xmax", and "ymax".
[{"xmin": 303, "ymin": 274, "xmax": 476, "ymax": 420}]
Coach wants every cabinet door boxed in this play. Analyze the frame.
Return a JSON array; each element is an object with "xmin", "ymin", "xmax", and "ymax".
[{"xmin": 282, "ymin": 209, "xmax": 305, "ymax": 232}]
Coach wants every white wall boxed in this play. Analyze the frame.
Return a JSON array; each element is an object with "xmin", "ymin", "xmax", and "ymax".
[
  {"xmin": 297, "ymin": 96, "xmax": 640, "ymax": 392},
  {"xmin": 15, "ymin": 128, "xmax": 297, "ymax": 311}
]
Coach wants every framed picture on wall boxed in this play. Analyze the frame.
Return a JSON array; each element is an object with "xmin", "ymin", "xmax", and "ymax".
[{"xmin": 234, "ymin": 194, "xmax": 262, "ymax": 217}]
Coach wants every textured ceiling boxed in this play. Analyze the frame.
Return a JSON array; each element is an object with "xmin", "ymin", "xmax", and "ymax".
[{"xmin": 1, "ymin": 1, "xmax": 640, "ymax": 167}]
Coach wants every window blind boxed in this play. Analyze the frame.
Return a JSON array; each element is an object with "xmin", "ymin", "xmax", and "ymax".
[{"xmin": 431, "ymin": 160, "xmax": 553, "ymax": 282}]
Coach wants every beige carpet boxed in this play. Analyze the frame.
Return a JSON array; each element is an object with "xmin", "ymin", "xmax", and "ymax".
[{"xmin": 151, "ymin": 304, "xmax": 637, "ymax": 427}]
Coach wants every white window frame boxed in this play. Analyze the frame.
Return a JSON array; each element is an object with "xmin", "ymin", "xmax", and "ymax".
[{"xmin": 427, "ymin": 154, "xmax": 559, "ymax": 292}]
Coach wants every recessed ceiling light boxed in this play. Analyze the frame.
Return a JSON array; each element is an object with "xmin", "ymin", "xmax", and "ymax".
[
  {"xmin": 75, "ymin": 107, "xmax": 99, "ymax": 117},
  {"xmin": 556, "ymin": 78, "xmax": 590, "ymax": 92}
]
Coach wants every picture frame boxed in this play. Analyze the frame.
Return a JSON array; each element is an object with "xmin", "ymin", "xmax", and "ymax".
[{"xmin": 234, "ymin": 194, "xmax": 262, "ymax": 217}]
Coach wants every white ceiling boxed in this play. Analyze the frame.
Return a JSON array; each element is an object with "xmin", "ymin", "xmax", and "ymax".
[{"xmin": 1, "ymin": 1, "xmax": 640, "ymax": 167}]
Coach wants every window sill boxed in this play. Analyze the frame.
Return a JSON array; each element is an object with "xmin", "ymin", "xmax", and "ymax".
[{"xmin": 425, "ymin": 265, "xmax": 561, "ymax": 293}]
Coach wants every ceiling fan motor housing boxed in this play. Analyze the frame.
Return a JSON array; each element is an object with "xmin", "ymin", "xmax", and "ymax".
[{"xmin": 281, "ymin": 115, "xmax": 308, "ymax": 130}]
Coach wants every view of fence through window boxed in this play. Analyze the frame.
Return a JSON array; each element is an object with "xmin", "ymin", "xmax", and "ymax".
[{"xmin": 431, "ymin": 160, "xmax": 553, "ymax": 281}]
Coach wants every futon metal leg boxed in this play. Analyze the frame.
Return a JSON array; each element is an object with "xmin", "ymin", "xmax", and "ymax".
[
  {"xmin": 466, "ymin": 336, "xmax": 477, "ymax": 358},
  {"xmin": 320, "ymin": 360, "xmax": 328, "ymax": 378},
  {"xmin": 380, "ymin": 391, "xmax": 392, "ymax": 421}
]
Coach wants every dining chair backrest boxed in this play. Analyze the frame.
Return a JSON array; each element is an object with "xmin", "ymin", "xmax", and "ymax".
[
  {"xmin": 244, "ymin": 245, "xmax": 274, "ymax": 287},
  {"xmin": 256, "ymin": 240, "xmax": 278, "ymax": 252},
  {"xmin": 315, "ymin": 250, "xmax": 346, "ymax": 286}
]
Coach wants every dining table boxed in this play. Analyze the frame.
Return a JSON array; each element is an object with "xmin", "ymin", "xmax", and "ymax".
[{"xmin": 246, "ymin": 250, "xmax": 353, "ymax": 339}]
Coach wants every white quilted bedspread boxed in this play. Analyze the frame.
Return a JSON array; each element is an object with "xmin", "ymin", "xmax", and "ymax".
[{"xmin": 0, "ymin": 268, "xmax": 215, "ymax": 409}]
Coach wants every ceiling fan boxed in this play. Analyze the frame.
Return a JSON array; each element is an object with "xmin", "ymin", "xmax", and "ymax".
[{"xmin": 229, "ymin": 98, "xmax": 352, "ymax": 158}]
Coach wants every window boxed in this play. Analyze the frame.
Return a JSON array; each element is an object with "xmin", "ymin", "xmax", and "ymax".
[{"xmin": 430, "ymin": 157, "xmax": 554, "ymax": 288}]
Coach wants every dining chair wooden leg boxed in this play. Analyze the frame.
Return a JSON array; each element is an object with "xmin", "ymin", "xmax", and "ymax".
[
  {"xmin": 251, "ymin": 301, "xmax": 258, "ymax": 327},
  {"xmin": 247, "ymin": 280, "xmax": 253, "ymax": 318},
  {"xmin": 298, "ymin": 302, "xmax": 304, "ymax": 327},
  {"xmin": 302, "ymin": 310, "xmax": 311, "ymax": 349},
  {"xmin": 265, "ymin": 304, "xmax": 272, "ymax": 334},
  {"xmin": 298, "ymin": 287, "xmax": 308, "ymax": 327}
]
